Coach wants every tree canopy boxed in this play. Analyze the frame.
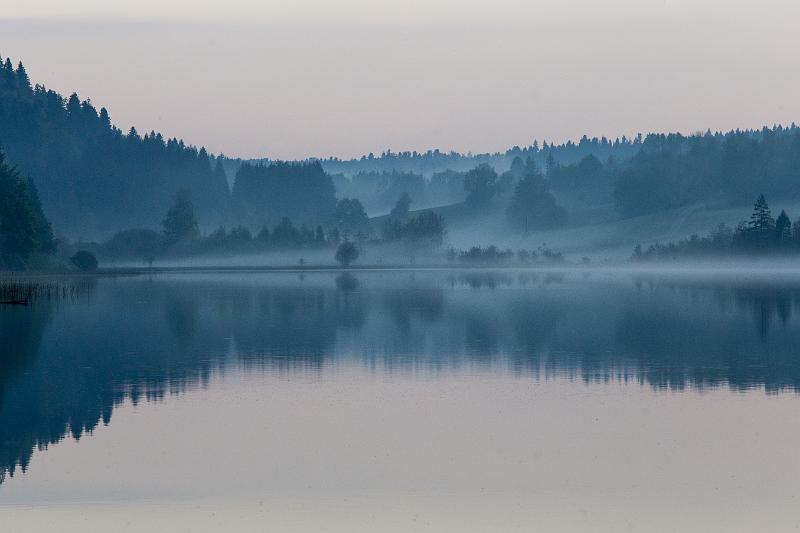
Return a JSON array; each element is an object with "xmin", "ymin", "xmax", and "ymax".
[
  {"xmin": 334, "ymin": 198, "xmax": 370, "ymax": 234},
  {"xmin": 335, "ymin": 241, "xmax": 359, "ymax": 267},
  {"xmin": 0, "ymin": 57, "xmax": 229, "ymax": 239},
  {"xmin": 507, "ymin": 170, "xmax": 567, "ymax": 232},
  {"xmin": 231, "ymin": 161, "xmax": 336, "ymax": 229},
  {"xmin": 162, "ymin": 189, "xmax": 200, "ymax": 244},
  {"xmin": 464, "ymin": 164, "xmax": 498, "ymax": 209},
  {"xmin": 0, "ymin": 151, "xmax": 54, "ymax": 269}
]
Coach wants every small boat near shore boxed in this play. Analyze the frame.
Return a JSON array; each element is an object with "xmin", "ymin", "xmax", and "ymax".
[{"xmin": 0, "ymin": 299, "xmax": 28, "ymax": 305}]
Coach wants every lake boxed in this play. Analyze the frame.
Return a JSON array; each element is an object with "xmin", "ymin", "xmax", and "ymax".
[{"xmin": 2, "ymin": 269, "xmax": 800, "ymax": 532}]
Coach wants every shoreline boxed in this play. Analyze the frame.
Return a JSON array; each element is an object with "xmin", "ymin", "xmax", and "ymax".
[{"xmin": 6, "ymin": 261, "xmax": 800, "ymax": 279}]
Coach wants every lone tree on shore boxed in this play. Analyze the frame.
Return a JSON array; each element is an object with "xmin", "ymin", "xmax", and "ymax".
[
  {"xmin": 335, "ymin": 241, "xmax": 359, "ymax": 267},
  {"xmin": 70, "ymin": 250, "xmax": 98, "ymax": 272}
]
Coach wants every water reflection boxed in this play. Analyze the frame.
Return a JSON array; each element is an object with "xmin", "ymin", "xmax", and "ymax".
[{"xmin": 3, "ymin": 271, "xmax": 800, "ymax": 484}]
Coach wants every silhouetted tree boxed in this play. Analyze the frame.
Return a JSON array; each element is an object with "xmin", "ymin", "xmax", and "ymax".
[
  {"xmin": 334, "ymin": 198, "xmax": 369, "ymax": 234},
  {"xmin": 162, "ymin": 189, "xmax": 199, "ymax": 244},
  {"xmin": 775, "ymin": 210, "xmax": 792, "ymax": 245},
  {"xmin": 507, "ymin": 172, "xmax": 567, "ymax": 231},
  {"xmin": 464, "ymin": 164, "xmax": 498, "ymax": 208},
  {"xmin": 271, "ymin": 217, "xmax": 302, "ymax": 248},
  {"xmin": 335, "ymin": 241, "xmax": 359, "ymax": 267},
  {"xmin": 398, "ymin": 211, "xmax": 446, "ymax": 248},
  {"xmin": 545, "ymin": 152, "xmax": 557, "ymax": 175},
  {"xmin": 389, "ymin": 192, "xmax": 411, "ymax": 220},
  {"xmin": 314, "ymin": 225, "xmax": 326, "ymax": 245},
  {"xmin": 382, "ymin": 192, "xmax": 414, "ymax": 240},
  {"xmin": 750, "ymin": 194, "xmax": 774, "ymax": 231},
  {"xmin": 0, "ymin": 151, "xmax": 54, "ymax": 269},
  {"xmin": 70, "ymin": 250, "xmax": 98, "ymax": 271}
]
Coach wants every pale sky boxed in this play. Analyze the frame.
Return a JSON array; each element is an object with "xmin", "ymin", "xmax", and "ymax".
[{"xmin": 1, "ymin": 0, "xmax": 799, "ymax": 159}]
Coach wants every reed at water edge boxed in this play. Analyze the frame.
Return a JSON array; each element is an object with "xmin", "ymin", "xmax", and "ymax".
[{"xmin": 0, "ymin": 276, "xmax": 83, "ymax": 303}]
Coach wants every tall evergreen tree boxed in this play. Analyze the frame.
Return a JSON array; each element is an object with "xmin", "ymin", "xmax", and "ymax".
[
  {"xmin": 775, "ymin": 210, "xmax": 792, "ymax": 245},
  {"xmin": 0, "ymin": 151, "xmax": 54, "ymax": 268},
  {"xmin": 749, "ymin": 195, "xmax": 774, "ymax": 232}
]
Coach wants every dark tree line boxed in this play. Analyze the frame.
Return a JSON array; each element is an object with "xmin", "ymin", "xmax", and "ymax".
[
  {"xmin": 632, "ymin": 194, "xmax": 800, "ymax": 261},
  {"xmin": 506, "ymin": 157, "xmax": 567, "ymax": 231},
  {"xmin": 381, "ymin": 194, "xmax": 446, "ymax": 248},
  {"xmin": 316, "ymin": 135, "xmax": 643, "ymax": 177},
  {"xmin": 98, "ymin": 191, "xmax": 343, "ymax": 262},
  {"xmin": 447, "ymin": 245, "xmax": 564, "ymax": 265},
  {"xmin": 609, "ymin": 127, "xmax": 800, "ymax": 217},
  {"xmin": 9, "ymin": 53, "xmax": 800, "ymax": 252},
  {"xmin": 0, "ymin": 56, "xmax": 229, "ymax": 238},
  {"xmin": 0, "ymin": 151, "xmax": 54, "ymax": 269},
  {"xmin": 231, "ymin": 161, "xmax": 337, "ymax": 230},
  {"xmin": 333, "ymin": 168, "xmax": 466, "ymax": 214}
]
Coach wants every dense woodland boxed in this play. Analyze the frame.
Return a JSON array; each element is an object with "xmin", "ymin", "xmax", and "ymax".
[
  {"xmin": 552, "ymin": 127, "xmax": 800, "ymax": 216},
  {"xmin": 324, "ymin": 126, "xmax": 800, "ymax": 221},
  {"xmin": 0, "ymin": 57, "xmax": 229, "ymax": 237},
  {"xmin": 4, "ymin": 55, "xmax": 800, "ymax": 268},
  {"xmin": 231, "ymin": 161, "xmax": 336, "ymax": 229},
  {"xmin": 315, "ymin": 136, "xmax": 644, "ymax": 176},
  {"xmin": 0, "ymin": 152, "xmax": 54, "ymax": 269}
]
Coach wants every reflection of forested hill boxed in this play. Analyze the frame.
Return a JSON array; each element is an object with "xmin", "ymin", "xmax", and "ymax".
[{"xmin": 4, "ymin": 272, "xmax": 800, "ymax": 483}]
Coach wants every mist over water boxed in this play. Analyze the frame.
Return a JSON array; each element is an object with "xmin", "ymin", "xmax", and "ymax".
[
  {"xmin": 2, "ymin": 270, "xmax": 800, "ymax": 531},
  {"xmin": 2, "ymin": 0, "xmax": 799, "ymax": 530}
]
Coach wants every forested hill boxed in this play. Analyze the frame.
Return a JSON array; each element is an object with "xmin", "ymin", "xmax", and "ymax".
[
  {"xmin": 235, "ymin": 136, "xmax": 645, "ymax": 179},
  {"xmin": 318, "ymin": 138, "xmax": 643, "ymax": 177},
  {"xmin": 0, "ymin": 57, "xmax": 229, "ymax": 239}
]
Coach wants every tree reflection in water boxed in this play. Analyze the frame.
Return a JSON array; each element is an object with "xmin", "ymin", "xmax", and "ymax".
[{"xmin": 3, "ymin": 271, "xmax": 800, "ymax": 483}]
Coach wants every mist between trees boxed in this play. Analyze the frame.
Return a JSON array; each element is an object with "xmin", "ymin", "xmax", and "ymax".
[
  {"xmin": 632, "ymin": 195, "xmax": 800, "ymax": 261},
  {"xmin": 5, "ymin": 54, "xmax": 800, "ymax": 269}
]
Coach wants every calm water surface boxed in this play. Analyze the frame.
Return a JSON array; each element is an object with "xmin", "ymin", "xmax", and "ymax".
[{"xmin": 2, "ymin": 270, "xmax": 800, "ymax": 532}]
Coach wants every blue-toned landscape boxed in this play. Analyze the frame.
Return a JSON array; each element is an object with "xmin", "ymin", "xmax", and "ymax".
[
  {"xmin": 3, "ymin": 1, "xmax": 800, "ymax": 530},
  {"xmin": 3, "ymin": 271, "xmax": 800, "ymax": 530}
]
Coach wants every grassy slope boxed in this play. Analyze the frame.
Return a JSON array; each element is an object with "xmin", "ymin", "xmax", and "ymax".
[{"xmin": 371, "ymin": 193, "xmax": 800, "ymax": 262}]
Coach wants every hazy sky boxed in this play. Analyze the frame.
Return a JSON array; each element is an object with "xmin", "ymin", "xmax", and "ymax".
[{"xmin": 2, "ymin": 0, "xmax": 799, "ymax": 159}]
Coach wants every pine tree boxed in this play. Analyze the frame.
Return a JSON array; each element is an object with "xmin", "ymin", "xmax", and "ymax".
[
  {"xmin": 463, "ymin": 164, "xmax": 498, "ymax": 209},
  {"xmin": 0, "ymin": 152, "xmax": 53, "ymax": 268},
  {"xmin": 66, "ymin": 93, "xmax": 82, "ymax": 119},
  {"xmin": 747, "ymin": 195, "xmax": 775, "ymax": 248},
  {"xmin": 314, "ymin": 225, "xmax": 326, "ymax": 245},
  {"xmin": 99, "ymin": 107, "xmax": 111, "ymax": 129},
  {"xmin": 213, "ymin": 159, "xmax": 227, "ymax": 186},
  {"xmin": 545, "ymin": 152, "xmax": 557, "ymax": 175},
  {"xmin": 15, "ymin": 62, "xmax": 32, "ymax": 96},
  {"xmin": 775, "ymin": 210, "xmax": 792, "ymax": 246}
]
